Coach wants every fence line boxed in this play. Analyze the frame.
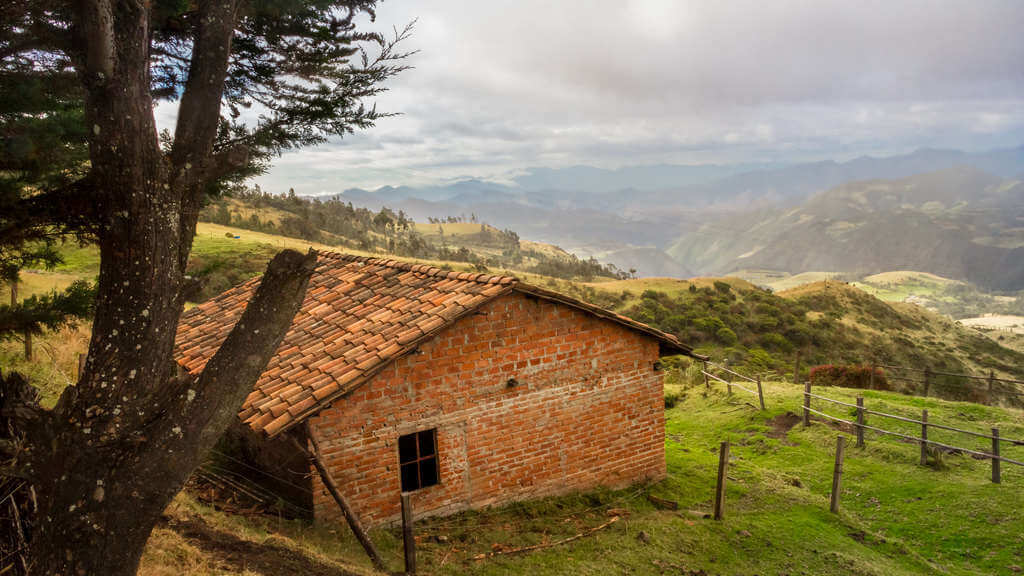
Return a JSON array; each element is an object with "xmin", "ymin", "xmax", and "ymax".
[
  {"xmin": 804, "ymin": 404, "xmax": 1024, "ymax": 467},
  {"xmin": 808, "ymin": 388, "xmax": 1024, "ymax": 444},
  {"xmin": 705, "ymin": 361, "xmax": 758, "ymax": 383},
  {"xmin": 803, "ymin": 386, "xmax": 1024, "ymax": 479},
  {"xmin": 876, "ymin": 364, "xmax": 1024, "ymax": 386},
  {"xmin": 702, "ymin": 371, "xmax": 758, "ymax": 397},
  {"xmin": 798, "ymin": 359, "xmax": 1024, "ymax": 405},
  {"xmin": 701, "ymin": 359, "xmax": 1022, "ymax": 480}
]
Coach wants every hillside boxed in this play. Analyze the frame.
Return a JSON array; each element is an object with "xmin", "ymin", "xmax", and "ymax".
[
  {"xmin": 6, "ymin": 226, "xmax": 1024, "ymax": 575},
  {"xmin": 134, "ymin": 383, "xmax": 1024, "ymax": 575},
  {"xmin": 199, "ymin": 191, "xmax": 627, "ymax": 283},
  {"xmin": 10, "ymin": 225, "xmax": 1022, "ymax": 408},
  {"xmin": 730, "ymin": 269, "xmax": 1024, "ymax": 322},
  {"xmin": 667, "ymin": 168, "xmax": 1024, "ymax": 291},
  {"xmin": 568, "ymin": 277, "xmax": 1024, "ymax": 403}
]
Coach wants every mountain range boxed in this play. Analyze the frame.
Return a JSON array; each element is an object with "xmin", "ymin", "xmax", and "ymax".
[{"xmin": 331, "ymin": 145, "xmax": 1024, "ymax": 289}]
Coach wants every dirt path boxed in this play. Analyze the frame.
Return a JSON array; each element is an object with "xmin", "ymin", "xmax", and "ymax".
[{"xmin": 163, "ymin": 516, "xmax": 362, "ymax": 576}]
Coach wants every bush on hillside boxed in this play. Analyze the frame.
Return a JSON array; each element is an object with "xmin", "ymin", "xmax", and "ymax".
[
  {"xmin": 716, "ymin": 327, "xmax": 738, "ymax": 346},
  {"xmin": 809, "ymin": 364, "xmax": 890, "ymax": 390}
]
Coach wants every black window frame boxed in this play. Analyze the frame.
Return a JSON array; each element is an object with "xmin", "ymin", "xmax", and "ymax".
[{"xmin": 398, "ymin": 428, "xmax": 439, "ymax": 492}]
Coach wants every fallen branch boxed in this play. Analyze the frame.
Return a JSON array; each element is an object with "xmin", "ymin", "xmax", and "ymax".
[
  {"xmin": 473, "ymin": 516, "xmax": 620, "ymax": 560},
  {"xmin": 646, "ymin": 494, "xmax": 678, "ymax": 510},
  {"xmin": 439, "ymin": 543, "xmax": 456, "ymax": 567}
]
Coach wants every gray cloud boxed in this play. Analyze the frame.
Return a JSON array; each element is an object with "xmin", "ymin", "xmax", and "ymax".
[{"xmin": 247, "ymin": 0, "xmax": 1024, "ymax": 193}]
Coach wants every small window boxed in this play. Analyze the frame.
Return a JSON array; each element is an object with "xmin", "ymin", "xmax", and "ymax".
[{"xmin": 398, "ymin": 429, "xmax": 439, "ymax": 492}]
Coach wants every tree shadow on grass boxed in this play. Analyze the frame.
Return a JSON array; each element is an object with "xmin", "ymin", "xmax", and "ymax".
[{"xmin": 165, "ymin": 516, "xmax": 362, "ymax": 576}]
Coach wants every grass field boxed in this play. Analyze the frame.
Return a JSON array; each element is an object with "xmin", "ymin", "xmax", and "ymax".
[
  {"xmin": 582, "ymin": 276, "xmax": 757, "ymax": 308},
  {"xmin": 853, "ymin": 271, "xmax": 962, "ymax": 303},
  {"xmin": 736, "ymin": 269, "xmax": 843, "ymax": 292},
  {"xmin": 960, "ymin": 315, "xmax": 1024, "ymax": 335},
  {"xmin": 0, "ymin": 270, "xmax": 83, "ymax": 304},
  {"xmin": 138, "ymin": 381, "xmax": 1024, "ymax": 575},
  {"xmin": 412, "ymin": 222, "xmax": 492, "ymax": 238}
]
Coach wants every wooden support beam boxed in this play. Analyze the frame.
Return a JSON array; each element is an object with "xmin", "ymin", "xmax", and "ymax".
[{"xmin": 292, "ymin": 426, "xmax": 387, "ymax": 573}]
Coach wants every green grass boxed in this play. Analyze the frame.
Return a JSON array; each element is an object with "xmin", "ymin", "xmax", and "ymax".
[
  {"xmin": 0, "ymin": 270, "xmax": 83, "ymax": 302},
  {"xmin": 852, "ymin": 271, "xmax": 957, "ymax": 303},
  {"xmin": 736, "ymin": 269, "xmax": 843, "ymax": 292},
  {"xmin": 0, "ymin": 325, "xmax": 90, "ymax": 407},
  {"xmin": 144, "ymin": 383, "xmax": 1024, "ymax": 575}
]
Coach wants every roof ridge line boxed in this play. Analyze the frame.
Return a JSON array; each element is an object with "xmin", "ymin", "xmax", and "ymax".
[{"xmin": 319, "ymin": 250, "xmax": 519, "ymax": 286}]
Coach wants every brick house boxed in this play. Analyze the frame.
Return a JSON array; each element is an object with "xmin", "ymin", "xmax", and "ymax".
[{"xmin": 175, "ymin": 252, "xmax": 695, "ymax": 526}]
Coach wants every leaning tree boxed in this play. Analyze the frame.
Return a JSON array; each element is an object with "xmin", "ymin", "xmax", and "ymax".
[{"xmin": 0, "ymin": 1, "xmax": 410, "ymax": 573}]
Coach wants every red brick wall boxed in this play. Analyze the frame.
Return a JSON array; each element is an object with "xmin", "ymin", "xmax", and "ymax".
[{"xmin": 308, "ymin": 291, "xmax": 666, "ymax": 526}]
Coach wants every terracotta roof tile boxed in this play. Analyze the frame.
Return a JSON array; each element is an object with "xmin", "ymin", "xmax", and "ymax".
[{"xmin": 174, "ymin": 251, "xmax": 693, "ymax": 438}]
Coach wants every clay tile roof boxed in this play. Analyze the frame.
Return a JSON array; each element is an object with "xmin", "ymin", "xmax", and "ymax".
[{"xmin": 174, "ymin": 251, "xmax": 695, "ymax": 438}]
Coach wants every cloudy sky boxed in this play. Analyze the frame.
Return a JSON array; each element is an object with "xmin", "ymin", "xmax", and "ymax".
[{"xmin": 201, "ymin": 0, "xmax": 1024, "ymax": 194}]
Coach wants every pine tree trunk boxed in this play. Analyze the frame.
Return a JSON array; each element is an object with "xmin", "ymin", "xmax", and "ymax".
[{"xmin": 9, "ymin": 2, "xmax": 318, "ymax": 573}]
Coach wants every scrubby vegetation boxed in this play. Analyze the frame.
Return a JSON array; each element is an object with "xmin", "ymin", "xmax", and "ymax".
[
  {"xmin": 810, "ymin": 364, "xmax": 891, "ymax": 390},
  {"xmin": 552, "ymin": 278, "xmax": 1024, "ymax": 404},
  {"xmin": 199, "ymin": 188, "xmax": 628, "ymax": 282}
]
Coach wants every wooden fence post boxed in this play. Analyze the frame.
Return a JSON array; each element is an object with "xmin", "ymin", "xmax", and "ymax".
[
  {"xmin": 923, "ymin": 368, "xmax": 931, "ymax": 398},
  {"xmin": 920, "ymin": 409, "xmax": 929, "ymax": 466},
  {"xmin": 803, "ymin": 380, "xmax": 811, "ymax": 427},
  {"xmin": 756, "ymin": 375, "xmax": 766, "ymax": 410},
  {"xmin": 713, "ymin": 441, "xmax": 729, "ymax": 521},
  {"xmin": 402, "ymin": 492, "xmax": 416, "ymax": 574},
  {"xmin": 855, "ymin": 397, "xmax": 865, "ymax": 448},
  {"xmin": 992, "ymin": 428, "xmax": 1001, "ymax": 485},
  {"xmin": 988, "ymin": 370, "xmax": 995, "ymax": 405},
  {"xmin": 830, "ymin": 436, "xmax": 845, "ymax": 514},
  {"xmin": 702, "ymin": 360, "xmax": 709, "ymax": 390},
  {"xmin": 726, "ymin": 370, "xmax": 732, "ymax": 396}
]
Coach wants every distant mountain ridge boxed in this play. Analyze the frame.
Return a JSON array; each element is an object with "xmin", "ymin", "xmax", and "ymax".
[
  {"xmin": 668, "ymin": 167, "xmax": 1024, "ymax": 290},
  {"xmin": 330, "ymin": 145, "xmax": 1024, "ymax": 284}
]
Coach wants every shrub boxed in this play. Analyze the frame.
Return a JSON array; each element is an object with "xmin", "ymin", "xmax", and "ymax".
[
  {"xmin": 716, "ymin": 327, "xmax": 738, "ymax": 346},
  {"xmin": 664, "ymin": 389, "xmax": 683, "ymax": 409},
  {"xmin": 760, "ymin": 332, "xmax": 794, "ymax": 353},
  {"xmin": 809, "ymin": 364, "xmax": 890, "ymax": 390}
]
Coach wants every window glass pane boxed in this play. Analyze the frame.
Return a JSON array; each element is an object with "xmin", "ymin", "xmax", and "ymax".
[
  {"xmin": 418, "ymin": 430, "xmax": 436, "ymax": 457},
  {"xmin": 419, "ymin": 456, "xmax": 439, "ymax": 488},
  {"xmin": 398, "ymin": 433, "xmax": 417, "ymax": 464},
  {"xmin": 400, "ymin": 462, "xmax": 419, "ymax": 492}
]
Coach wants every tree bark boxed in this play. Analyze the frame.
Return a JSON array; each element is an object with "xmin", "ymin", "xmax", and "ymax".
[
  {"xmin": 24, "ymin": 250, "xmax": 316, "ymax": 575},
  {"xmin": 2, "ymin": 2, "xmax": 322, "ymax": 574}
]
